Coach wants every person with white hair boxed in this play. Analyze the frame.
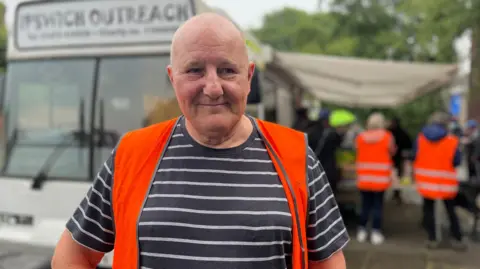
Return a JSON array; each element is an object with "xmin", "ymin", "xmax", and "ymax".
[{"xmin": 355, "ymin": 112, "xmax": 396, "ymax": 245}]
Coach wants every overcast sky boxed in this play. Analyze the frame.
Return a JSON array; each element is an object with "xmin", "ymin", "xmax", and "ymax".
[
  {"xmin": 2, "ymin": 0, "xmax": 320, "ymax": 28},
  {"xmin": 204, "ymin": 0, "xmax": 319, "ymax": 28}
]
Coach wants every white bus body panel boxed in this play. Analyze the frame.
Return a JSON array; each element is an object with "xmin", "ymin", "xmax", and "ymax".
[
  {"xmin": 0, "ymin": 178, "xmax": 87, "ymax": 245},
  {"xmin": 1, "ymin": 0, "xmax": 264, "ymax": 267},
  {"xmin": 7, "ymin": 0, "xmax": 212, "ymax": 60}
]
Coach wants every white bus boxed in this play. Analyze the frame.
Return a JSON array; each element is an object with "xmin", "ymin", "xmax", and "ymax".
[{"xmin": 0, "ymin": 0, "xmax": 266, "ymax": 267}]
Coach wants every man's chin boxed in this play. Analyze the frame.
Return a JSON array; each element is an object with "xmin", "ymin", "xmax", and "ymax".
[{"xmin": 197, "ymin": 113, "xmax": 240, "ymax": 129}]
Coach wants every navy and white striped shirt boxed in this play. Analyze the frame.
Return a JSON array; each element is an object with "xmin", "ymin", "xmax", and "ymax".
[{"xmin": 67, "ymin": 117, "xmax": 349, "ymax": 268}]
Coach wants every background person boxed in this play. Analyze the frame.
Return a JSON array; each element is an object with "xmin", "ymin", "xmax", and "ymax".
[
  {"xmin": 388, "ymin": 116, "xmax": 412, "ymax": 204},
  {"xmin": 412, "ymin": 111, "xmax": 466, "ymax": 250},
  {"xmin": 355, "ymin": 112, "xmax": 395, "ymax": 245}
]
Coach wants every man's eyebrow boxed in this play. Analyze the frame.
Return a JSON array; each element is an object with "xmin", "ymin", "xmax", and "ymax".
[
  {"xmin": 185, "ymin": 60, "xmax": 203, "ymax": 66},
  {"xmin": 219, "ymin": 59, "xmax": 240, "ymax": 67}
]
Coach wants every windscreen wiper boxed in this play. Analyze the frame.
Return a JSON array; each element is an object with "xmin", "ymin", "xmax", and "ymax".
[
  {"xmin": 30, "ymin": 130, "xmax": 85, "ymax": 190},
  {"xmin": 31, "ymin": 100, "xmax": 86, "ymax": 190}
]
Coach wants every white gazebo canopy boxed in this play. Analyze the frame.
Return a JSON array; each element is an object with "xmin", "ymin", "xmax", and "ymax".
[{"xmin": 274, "ymin": 52, "xmax": 458, "ymax": 108}]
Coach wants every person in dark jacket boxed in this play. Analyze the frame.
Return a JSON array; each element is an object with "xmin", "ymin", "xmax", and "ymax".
[
  {"xmin": 412, "ymin": 112, "xmax": 465, "ymax": 250},
  {"xmin": 306, "ymin": 109, "xmax": 331, "ymax": 151},
  {"xmin": 464, "ymin": 120, "xmax": 478, "ymax": 179},
  {"xmin": 309, "ymin": 109, "xmax": 355, "ymax": 194},
  {"xmin": 292, "ymin": 107, "xmax": 311, "ymax": 132},
  {"xmin": 388, "ymin": 117, "xmax": 412, "ymax": 204},
  {"xmin": 307, "ymin": 109, "xmax": 343, "ymax": 193},
  {"xmin": 449, "ymin": 116, "xmax": 464, "ymax": 138}
]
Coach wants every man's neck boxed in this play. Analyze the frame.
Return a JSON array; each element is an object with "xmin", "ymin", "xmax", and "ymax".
[{"xmin": 185, "ymin": 115, "xmax": 253, "ymax": 149}]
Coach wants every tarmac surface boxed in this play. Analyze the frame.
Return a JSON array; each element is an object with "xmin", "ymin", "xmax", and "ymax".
[
  {"xmin": 342, "ymin": 200, "xmax": 480, "ymax": 269},
  {"xmin": 0, "ymin": 198, "xmax": 479, "ymax": 268}
]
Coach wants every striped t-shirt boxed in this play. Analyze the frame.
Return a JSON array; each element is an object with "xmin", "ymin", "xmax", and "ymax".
[{"xmin": 67, "ymin": 117, "xmax": 349, "ymax": 269}]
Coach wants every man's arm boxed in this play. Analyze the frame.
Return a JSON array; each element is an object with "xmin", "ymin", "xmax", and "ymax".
[
  {"xmin": 389, "ymin": 135, "xmax": 397, "ymax": 156},
  {"xmin": 52, "ymin": 151, "xmax": 117, "ymax": 269},
  {"xmin": 310, "ymin": 251, "xmax": 346, "ymax": 269},
  {"xmin": 306, "ymin": 147, "xmax": 349, "ymax": 269},
  {"xmin": 52, "ymin": 231, "xmax": 105, "ymax": 269}
]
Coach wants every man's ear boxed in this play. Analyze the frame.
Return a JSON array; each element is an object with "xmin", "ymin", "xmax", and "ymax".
[
  {"xmin": 167, "ymin": 65, "xmax": 174, "ymax": 84},
  {"xmin": 247, "ymin": 62, "xmax": 255, "ymax": 82}
]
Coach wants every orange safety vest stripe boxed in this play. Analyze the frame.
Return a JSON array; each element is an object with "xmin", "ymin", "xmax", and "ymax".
[
  {"xmin": 413, "ymin": 134, "xmax": 459, "ymax": 200},
  {"xmin": 111, "ymin": 117, "xmax": 309, "ymax": 269},
  {"xmin": 355, "ymin": 130, "xmax": 393, "ymax": 192}
]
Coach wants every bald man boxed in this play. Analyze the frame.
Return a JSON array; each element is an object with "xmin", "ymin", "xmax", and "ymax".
[{"xmin": 51, "ymin": 13, "xmax": 348, "ymax": 269}]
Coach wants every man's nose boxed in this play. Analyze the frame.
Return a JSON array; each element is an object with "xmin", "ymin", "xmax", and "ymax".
[{"xmin": 203, "ymin": 68, "xmax": 223, "ymax": 98}]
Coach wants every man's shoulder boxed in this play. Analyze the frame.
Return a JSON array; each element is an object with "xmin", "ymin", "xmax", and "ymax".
[
  {"xmin": 256, "ymin": 118, "xmax": 306, "ymax": 138},
  {"xmin": 116, "ymin": 117, "xmax": 180, "ymax": 157},
  {"xmin": 123, "ymin": 117, "xmax": 180, "ymax": 141}
]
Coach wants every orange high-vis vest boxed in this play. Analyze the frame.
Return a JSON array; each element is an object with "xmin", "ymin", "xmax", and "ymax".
[
  {"xmin": 111, "ymin": 117, "xmax": 309, "ymax": 269},
  {"xmin": 413, "ymin": 134, "xmax": 459, "ymax": 200},
  {"xmin": 355, "ymin": 130, "xmax": 393, "ymax": 192}
]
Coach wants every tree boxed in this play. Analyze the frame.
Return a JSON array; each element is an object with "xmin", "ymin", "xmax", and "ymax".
[
  {"xmin": 471, "ymin": 22, "xmax": 480, "ymax": 120},
  {"xmin": 251, "ymin": 0, "xmax": 463, "ymax": 134},
  {"xmin": 0, "ymin": 3, "xmax": 6, "ymax": 72},
  {"xmin": 253, "ymin": 8, "xmax": 343, "ymax": 54}
]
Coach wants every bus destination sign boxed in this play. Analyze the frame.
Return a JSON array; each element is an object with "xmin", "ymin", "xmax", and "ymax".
[{"xmin": 15, "ymin": 0, "xmax": 195, "ymax": 49}]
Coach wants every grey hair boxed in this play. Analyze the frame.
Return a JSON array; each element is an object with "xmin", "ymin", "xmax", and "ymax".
[
  {"xmin": 428, "ymin": 111, "xmax": 450, "ymax": 126},
  {"xmin": 366, "ymin": 112, "xmax": 386, "ymax": 130}
]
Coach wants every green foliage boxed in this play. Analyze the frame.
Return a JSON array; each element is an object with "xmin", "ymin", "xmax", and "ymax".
[
  {"xmin": 252, "ymin": 0, "xmax": 477, "ymax": 134},
  {"xmin": 0, "ymin": 3, "xmax": 6, "ymax": 72}
]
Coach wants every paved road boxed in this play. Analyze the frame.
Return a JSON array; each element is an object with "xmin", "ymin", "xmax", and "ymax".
[
  {"xmin": 343, "ymin": 201, "xmax": 480, "ymax": 269},
  {"xmin": 0, "ymin": 201, "xmax": 478, "ymax": 268}
]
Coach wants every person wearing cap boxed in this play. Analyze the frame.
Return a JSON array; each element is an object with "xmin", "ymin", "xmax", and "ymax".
[
  {"xmin": 313, "ymin": 109, "xmax": 356, "ymax": 194},
  {"xmin": 319, "ymin": 109, "xmax": 331, "ymax": 123}
]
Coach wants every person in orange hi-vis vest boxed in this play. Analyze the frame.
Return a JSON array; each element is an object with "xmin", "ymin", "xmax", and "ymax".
[
  {"xmin": 412, "ymin": 111, "xmax": 467, "ymax": 251},
  {"xmin": 355, "ymin": 112, "xmax": 396, "ymax": 245},
  {"xmin": 51, "ymin": 13, "xmax": 349, "ymax": 269}
]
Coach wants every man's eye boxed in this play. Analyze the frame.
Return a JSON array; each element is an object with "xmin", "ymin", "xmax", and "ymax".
[
  {"xmin": 187, "ymin": 68, "xmax": 203, "ymax": 73},
  {"xmin": 218, "ymin": 68, "xmax": 235, "ymax": 75}
]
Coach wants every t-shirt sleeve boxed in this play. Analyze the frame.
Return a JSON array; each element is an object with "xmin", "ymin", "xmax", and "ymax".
[
  {"xmin": 66, "ymin": 150, "xmax": 116, "ymax": 253},
  {"xmin": 306, "ymin": 147, "xmax": 350, "ymax": 261}
]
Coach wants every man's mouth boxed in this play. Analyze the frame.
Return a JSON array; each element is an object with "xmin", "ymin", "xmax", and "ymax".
[{"xmin": 200, "ymin": 103, "xmax": 228, "ymax": 107}]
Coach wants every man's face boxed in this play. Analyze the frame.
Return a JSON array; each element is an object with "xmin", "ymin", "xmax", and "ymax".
[{"xmin": 168, "ymin": 28, "xmax": 255, "ymax": 132}]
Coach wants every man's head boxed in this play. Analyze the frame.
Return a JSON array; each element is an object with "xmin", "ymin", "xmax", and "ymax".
[
  {"xmin": 366, "ymin": 112, "xmax": 386, "ymax": 130},
  {"xmin": 389, "ymin": 116, "xmax": 400, "ymax": 129},
  {"xmin": 318, "ymin": 109, "xmax": 330, "ymax": 127},
  {"xmin": 428, "ymin": 111, "xmax": 450, "ymax": 129},
  {"xmin": 167, "ymin": 13, "xmax": 255, "ymax": 135},
  {"xmin": 466, "ymin": 119, "xmax": 477, "ymax": 135},
  {"xmin": 296, "ymin": 108, "xmax": 308, "ymax": 119}
]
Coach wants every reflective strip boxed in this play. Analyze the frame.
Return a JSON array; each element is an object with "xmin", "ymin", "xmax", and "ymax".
[
  {"xmin": 357, "ymin": 175, "xmax": 391, "ymax": 184},
  {"xmin": 137, "ymin": 117, "xmax": 181, "ymax": 269},
  {"xmin": 414, "ymin": 168, "xmax": 457, "ymax": 179},
  {"xmin": 417, "ymin": 182, "xmax": 458, "ymax": 193},
  {"xmin": 356, "ymin": 162, "xmax": 391, "ymax": 171},
  {"xmin": 255, "ymin": 120, "xmax": 307, "ymax": 269}
]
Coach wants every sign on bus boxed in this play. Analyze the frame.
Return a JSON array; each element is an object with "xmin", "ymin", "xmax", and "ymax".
[{"xmin": 14, "ymin": 0, "xmax": 195, "ymax": 50}]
